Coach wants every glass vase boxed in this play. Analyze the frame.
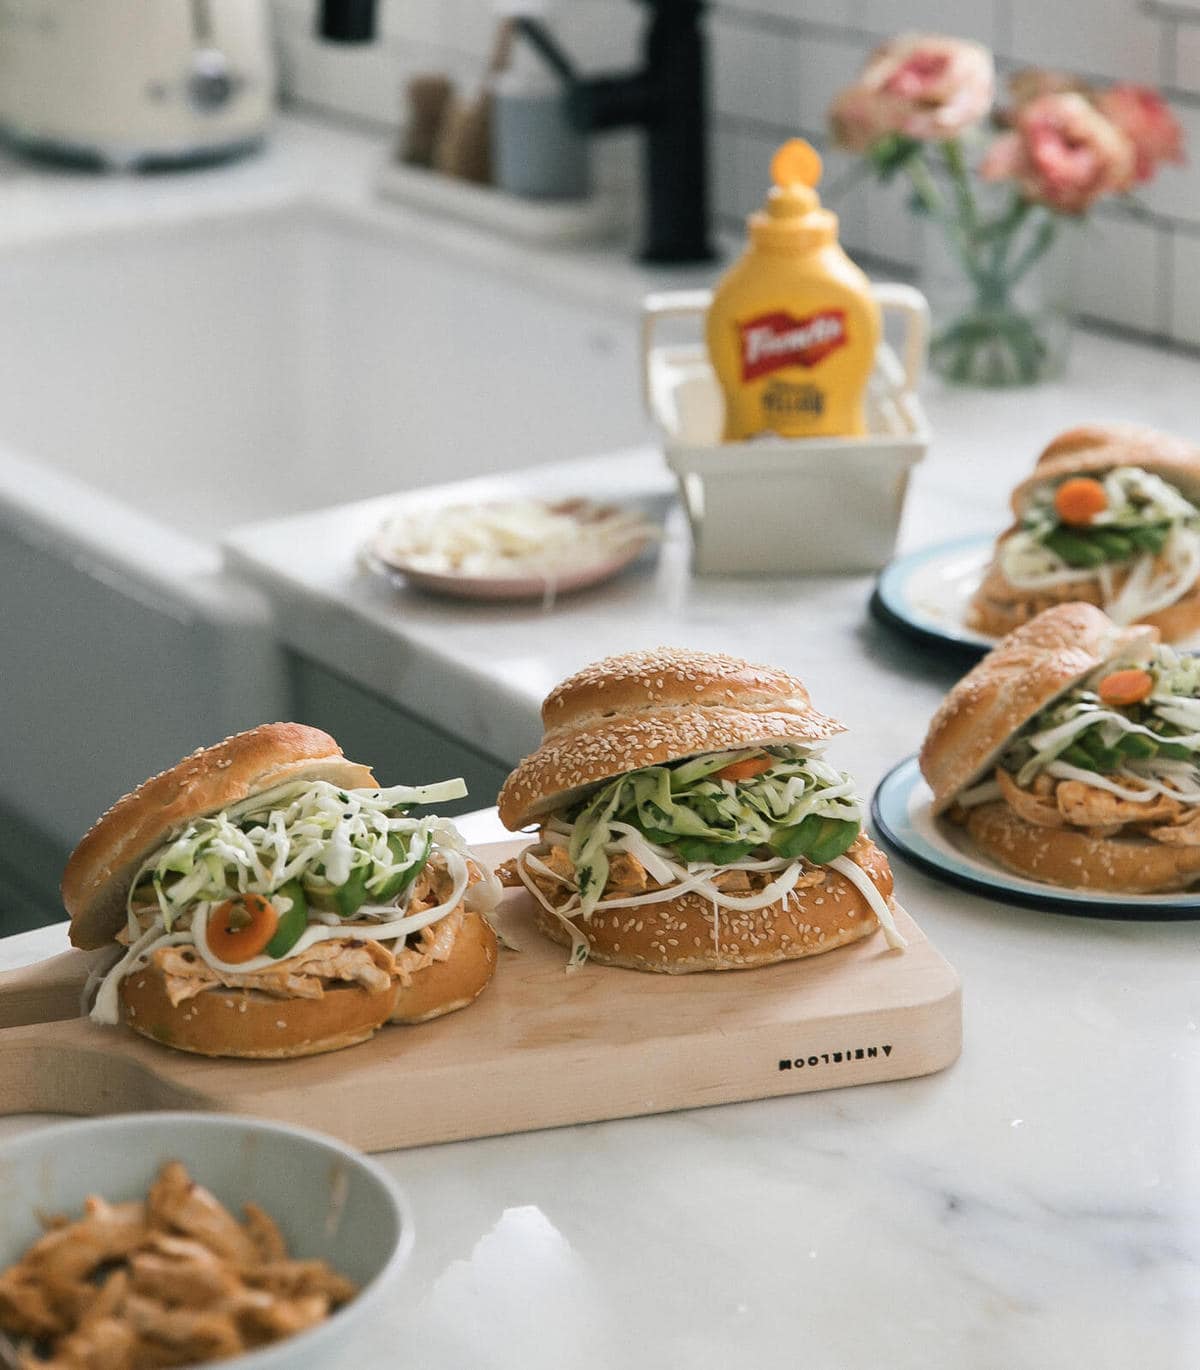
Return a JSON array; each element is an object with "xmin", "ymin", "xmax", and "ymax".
[{"xmin": 917, "ymin": 204, "xmax": 1078, "ymax": 387}]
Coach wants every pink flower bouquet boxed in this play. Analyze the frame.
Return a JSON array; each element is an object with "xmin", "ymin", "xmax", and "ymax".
[{"xmin": 830, "ymin": 35, "xmax": 1184, "ymax": 383}]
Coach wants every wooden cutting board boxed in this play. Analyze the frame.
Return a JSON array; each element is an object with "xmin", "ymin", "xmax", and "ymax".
[{"xmin": 0, "ymin": 841, "xmax": 961, "ymax": 1152}]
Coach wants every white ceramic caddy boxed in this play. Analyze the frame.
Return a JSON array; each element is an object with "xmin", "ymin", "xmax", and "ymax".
[
  {"xmin": 641, "ymin": 284, "xmax": 931, "ymax": 575},
  {"xmin": 0, "ymin": 1113, "xmax": 413, "ymax": 1370}
]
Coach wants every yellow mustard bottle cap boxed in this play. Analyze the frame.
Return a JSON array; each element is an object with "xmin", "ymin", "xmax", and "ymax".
[
  {"xmin": 751, "ymin": 138, "xmax": 835, "ymax": 245},
  {"xmin": 771, "ymin": 138, "xmax": 823, "ymax": 189}
]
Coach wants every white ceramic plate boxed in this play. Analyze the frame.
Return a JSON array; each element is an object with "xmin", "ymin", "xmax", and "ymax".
[
  {"xmin": 873, "ymin": 535, "xmax": 1200, "ymax": 659},
  {"xmin": 870, "ymin": 534, "xmax": 996, "ymax": 657},
  {"xmin": 872, "ymin": 755, "xmax": 1200, "ymax": 919},
  {"xmin": 369, "ymin": 499, "xmax": 656, "ymax": 603}
]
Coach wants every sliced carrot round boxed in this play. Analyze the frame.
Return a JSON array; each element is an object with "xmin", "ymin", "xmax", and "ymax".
[
  {"xmin": 1097, "ymin": 669, "xmax": 1154, "ymax": 708},
  {"xmin": 206, "ymin": 894, "xmax": 279, "ymax": 964},
  {"xmin": 1054, "ymin": 477, "xmax": 1108, "ymax": 526},
  {"xmin": 713, "ymin": 755, "xmax": 775, "ymax": 783}
]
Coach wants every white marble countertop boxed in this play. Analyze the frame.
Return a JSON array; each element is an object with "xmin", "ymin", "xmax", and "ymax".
[
  {"xmin": 3, "ymin": 115, "xmax": 1200, "ymax": 1368},
  {"xmin": 220, "ymin": 330, "xmax": 1200, "ymax": 1368}
]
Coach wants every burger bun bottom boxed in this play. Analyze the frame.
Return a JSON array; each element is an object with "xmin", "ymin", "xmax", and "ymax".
[
  {"xmin": 532, "ymin": 841, "xmax": 894, "ymax": 973},
  {"xmin": 120, "ymin": 910, "xmax": 498, "ymax": 1058},
  {"xmin": 961, "ymin": 802, "xmax": 1200, "ymax": 893}
]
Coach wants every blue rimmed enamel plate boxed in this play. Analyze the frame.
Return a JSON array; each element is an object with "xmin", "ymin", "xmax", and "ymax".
[
  {"xmin": 871, "ymin": 755, "xmax": 1200, "ymax": 919},
  {"xmin": 870, "ymin": 535, "xmax": 996, "ymax": 659}
]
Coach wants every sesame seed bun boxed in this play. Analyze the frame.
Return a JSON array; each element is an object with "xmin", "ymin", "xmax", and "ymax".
[
  {"xmin": 530, "ymin": 838, "xmax": 894, "ymax": 972},
  {"xmin": 957, "ymin": 802, "xmax": 1200, "ymax": 893},
  {"xmin": 390, "ymin": 909, "xmax": 498, "ymax": 1024},
  {"xmin": 920, "ymin": 604, "xmax": 1158, "ymax": 815},
  {"xmin": 967, "ymin": 564, "xmax": 1200, "ymax": 644},
  {"xmin": 63, "ymin": 724, "xmax": 376, "ymax": 951},
  {"xmin": 117, "ymin": 909, "xmax": 498, "ymax": 1058},
  {"xmin": 498, "ymin": 648, "xmax": 844, "ymax": 830},
  {"xmin": 119, "ymin": 962, "xmax": 399, "ymax": 1059},
  {"xmin": 1011, "ymin": 424, "xmax": 1200, "ymax": 516}
]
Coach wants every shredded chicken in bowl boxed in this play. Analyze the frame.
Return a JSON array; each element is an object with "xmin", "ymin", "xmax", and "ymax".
[{"xmin": 0, "ymin": 1162, "xmax": 356, "ymax": 1368}]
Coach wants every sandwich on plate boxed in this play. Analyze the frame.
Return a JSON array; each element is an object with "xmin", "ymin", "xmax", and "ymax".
[
  {"xmin": 64, "ymin": 723, "xmax": 499, "ymax": 1057},
  {"xmin": 969, "ymin": 423, "xmax": 1200, "ymax": 641},
  {"xmin": 496, "ymin": 648, "xmax": 905, "ymax": 971},
  {"xmin": 922, "ymin": 601, "xmax": 1200, "ymax": 892}
]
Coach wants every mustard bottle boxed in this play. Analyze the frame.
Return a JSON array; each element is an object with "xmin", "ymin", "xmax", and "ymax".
[{"xmin": 706, "ymin": 139, "xmax": 880, "ymax": 441}]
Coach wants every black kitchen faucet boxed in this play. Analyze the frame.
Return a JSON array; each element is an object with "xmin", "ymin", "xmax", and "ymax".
[
  {"xmin": 318, "ymin": 0, "xmax": 715, "ymax": 266},
  {"xmin": 515, "ymin": 2, "xmax": 715, "ymax": 265}
]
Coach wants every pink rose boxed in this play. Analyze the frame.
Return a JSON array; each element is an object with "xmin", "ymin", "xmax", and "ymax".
[
  {"xmin": 1096, "ymin": 84, "xmax": 1185, "ymax": 183},
  {"xmin": 981, "ymin": 92, "xmax": 1135, "ymax": 214},
  {"xmin": 830, "ymin": 33, "xmax": 995, "ymax": 151}
]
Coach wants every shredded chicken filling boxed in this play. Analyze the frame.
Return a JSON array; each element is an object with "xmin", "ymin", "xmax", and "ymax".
[
  {"xmin": 967, "ymin": 764, "xmax": 1200, "ymax": 843},
  {"xmin": 0, "ymin": 1162, "xmax": 356, "ymax": 1369}
]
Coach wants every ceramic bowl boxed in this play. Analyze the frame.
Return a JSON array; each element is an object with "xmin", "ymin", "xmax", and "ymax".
[{"xmin": 0, "ymin": 1113, "xmax": 413, "ymax": 1369}]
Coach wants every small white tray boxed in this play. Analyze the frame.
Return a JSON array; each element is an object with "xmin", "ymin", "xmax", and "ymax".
[
  {"xmin": 375, "ymin": 161, "xmax": 625, "ymax": 246},
  {"xmin": 642, "ymin": 284, "xmax": 931, "ymax": 575}
]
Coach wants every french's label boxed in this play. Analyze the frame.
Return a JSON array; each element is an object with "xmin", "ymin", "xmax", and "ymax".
[{"xmin": 738, "ymin": 309, "xmax": 848, "ymax": 380}]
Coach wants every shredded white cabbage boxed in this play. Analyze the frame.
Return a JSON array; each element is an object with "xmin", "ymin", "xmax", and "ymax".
[
  {"xmin": 992, "ymin": 645, "xmax": 1200, "ymax": 814},
  {"xmin": 373, "ymin": 499, "xmax": 658, "ymax": 579},
  {"xmin": 1000, "ymin": 466, "xmax": 1200, "ymax": 623},
  {"xmin": 514, "ymin": 821, "xmax": 902, "ymax": 969},
  {"xmin": 90, "ymin": 779, "xmax": 494, "ymax": 1026},
  {"xmin": 827, "ymin": 856, "xmax": 907, "ymax": 949}
]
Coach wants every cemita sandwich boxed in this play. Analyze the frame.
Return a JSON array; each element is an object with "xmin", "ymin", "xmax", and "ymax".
[
  {"xmin": 969, "ymin": 424, "xmax": 1200, "ymax": 641},
  {"xmin": 63, "ymin": 723, "xmax": 500, "ymax": 1058},
  {"xmin": 922, "ymin": 601, "xmax": 1200, "ymax": 892},
  {"xmin": 497, "ymin": 648, "xmax": 905, "ymax": 972}
]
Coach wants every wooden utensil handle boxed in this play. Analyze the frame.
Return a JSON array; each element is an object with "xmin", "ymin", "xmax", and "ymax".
[
  {"xmin": 0, "ymin": 950, "xmax": 99, "ymax": 1029},
  {"xmin": 0, "ymin": 1018, "xmax": 201, "ymax": 1118}
]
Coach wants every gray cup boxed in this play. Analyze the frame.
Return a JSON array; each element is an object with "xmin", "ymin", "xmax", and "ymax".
[{"xmin": 491, "ymin": 90, "xmax": 591, "ymax": 201}]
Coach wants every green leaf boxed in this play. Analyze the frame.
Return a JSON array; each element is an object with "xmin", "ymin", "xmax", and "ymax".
[
  {"xmin": 1043, "ymin": 529, "xmax": 1108, "ymax": 568},
  {"xmin": 375, "ymin": 832, "xmax": 432, "ymax": 902},
  {"xmin": 869, "ymin": 134, "xmax": 921, "ymax": 180},
  {"xmin": 334, "ymin": 864, "xmax": 370, "ymax": 918},
  {"xmin": 1128, "ymin": 524, "xmax": 1169, "ymax": 554},
  {"xmin": 770, "ymin": 816, "xmax": 859, "ymax": 865},
  {"xmin": 672, "ymin": 837, "xmax": 755, "ymax": 865},
  {"xmin": 265, "ymin": 881, "xmax": 308, "ymax": 959},
  {"xmin": 1117, "ymin": 733, "xmax": 1157, "ymax": 759},
  {"xmin": 1090, "ymin": 530, "xmax": 1134, "ymax": 560},
  {"xmin": 1060, "ymin": 743, "xmax": 1100, "ymax": 771}
]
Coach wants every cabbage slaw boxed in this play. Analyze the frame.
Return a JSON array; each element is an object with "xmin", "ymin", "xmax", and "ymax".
[
  {"xmin": 91, "ymin": 778, "xmax": 498, "ymax": 1025},
  {"xmin": 515, "ymin": 747, "xmax": 904, "ymax": 965},
  {"xmin": 1000, "ymin": 467, "xmax": 1200, "ymax": 625},
  {"xmin": 977, "ymin": 647, "xmax": 1200, "ymax": 809}
]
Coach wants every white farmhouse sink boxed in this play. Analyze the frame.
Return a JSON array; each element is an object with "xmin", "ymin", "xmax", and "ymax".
[
  {"xmin": 0, "ymin": 201, "xmax": 647, "ymax": 544},
  {"xmin": 0, "ymin": 200, "xmax": 650, "ymax": 876}
]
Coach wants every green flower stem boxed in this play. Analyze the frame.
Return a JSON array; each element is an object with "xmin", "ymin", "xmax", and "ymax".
[
  {"xmin": 905, "ymin": 152, "xmax": 981, "ymax": 281},
  {"xmin": 942, "ymin": 139, "xmax": 980, "ymax": 239}
]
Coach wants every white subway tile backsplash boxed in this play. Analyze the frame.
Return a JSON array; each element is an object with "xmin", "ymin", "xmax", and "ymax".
[
  {"xmin": 710, "ymin": 12, "xmax": 794, "ymax": 125},
  {"xmin": 717, "ymin": 0, "xmax": 864, "ymax": 26},
  {"xmin": 1005, "ymin": 0, "xmax": 1159, "ymax": 82},
  {"xmin": 860, "ymin": 0, "xmax": 997, "ymax": 45},
  {"xmin": 861, "ymin": 173, "xmax": 919, "ymax": 267},
  {"xmin": 1135, "ymin": 101, "xmax": 1200, "ymax": 223},
  {"xmin": 1169, "ymin": 230, "xmax": 1200, "ymax": 344},
  {"xmin": 1174, "ymin": 23, "xmax": 1200, "ymax": 92},
  {"xmin": 276, "ymin": 25, "xmax": 403, "ymax": 125},
  {"xmin": 1072, "ymin": 212, "xmax": 1162, "ymax": 332},
  {"xmin": 272, "ymin": 0, "xmax": 1200, "ymax": 347},
  {"xmin": 789, "ymin": 33, "xmax": 872, "ymax": 135}
]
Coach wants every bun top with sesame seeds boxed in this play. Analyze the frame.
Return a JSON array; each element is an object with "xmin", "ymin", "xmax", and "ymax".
[
  {"xmin": 1011, "ymin": 423, "xmax": 1200, "ymax": 517},
  {"xmin": 498, "ymin": 648, "xmax": 844, "ymax": 830},
  {"xmin": 62, "ymin": 723, "xmax": 375, "ymax": 950},
  {"xmin": 919, "ymin": 603, "xmax": 1157, "ymax": 815}
]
